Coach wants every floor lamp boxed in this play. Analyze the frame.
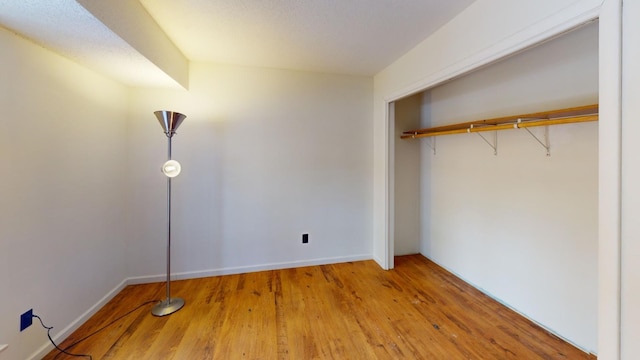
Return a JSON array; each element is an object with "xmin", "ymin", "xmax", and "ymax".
[{"xmin": 152, "ymin": 110, "xmax": 186, "ymax": 317}]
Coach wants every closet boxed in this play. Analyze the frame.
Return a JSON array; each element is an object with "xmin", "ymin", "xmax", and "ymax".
[{"xmin": 392, "ymin": 22, "xmax": 598, "ymax": 352}]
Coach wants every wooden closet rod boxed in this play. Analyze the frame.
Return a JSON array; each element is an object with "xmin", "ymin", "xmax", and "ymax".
[
  {"xmin": 402, "ymin": 114, "xmax": 598, "ymax": 139},
  {"xmin": 400, "ymin": 104, "xmax": 598, "ymax": 140}
]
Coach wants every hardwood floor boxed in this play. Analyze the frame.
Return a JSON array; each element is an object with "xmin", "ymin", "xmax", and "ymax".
[{"xmin": 43, "ymin": 255, "xmax": 596, "ymax": 359}]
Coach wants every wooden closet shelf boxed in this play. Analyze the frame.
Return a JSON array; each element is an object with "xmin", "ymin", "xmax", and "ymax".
[{"xmin": 401, "ymin": 104, "xmax": 598, "ymax": 139}]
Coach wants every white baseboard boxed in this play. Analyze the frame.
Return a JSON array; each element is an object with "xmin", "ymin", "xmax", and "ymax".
[
  {"xmin": 127, "ymin": 254, "xmax": 372, "ymax": 284},
  {"xmin": 27, "ymin": 279, "xmax": 128, "ymax": 360},
  {"xmin": 372, "ymin": 254, "xmax": 387, "ymax": 270}
]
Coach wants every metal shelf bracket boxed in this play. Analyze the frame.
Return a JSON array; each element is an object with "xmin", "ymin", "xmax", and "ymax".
[
  {"xmin": 425, "ymin": 136, "xmax": 436, "ymax": 155},
  {"xmin": 469, "ymin": 125, "xmax": 497, "ymax": 156},
  {"xmin": 412, "ymin": 132, "xmax": 436, "ymax": 155},
  {"xmin": 518, "ymin": 119, "xmax": 550, "ymax": 156}
]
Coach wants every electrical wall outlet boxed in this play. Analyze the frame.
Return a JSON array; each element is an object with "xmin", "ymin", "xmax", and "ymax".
[
  {"xmin": 20, "ymin": 309, "xmax": 33, "ymax": 331},
  {"xmin": 302, "ymin": 233, "xmax": 309, "ymax": 244}
]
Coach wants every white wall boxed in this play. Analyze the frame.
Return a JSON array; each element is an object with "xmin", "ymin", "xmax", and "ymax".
[
  {"xmin": 126, "ymin": 63, "xmax": 373, "ymax": 280},
  {"xmin": 411, "ymin": 23, "xmax": 597, "ymax": 351},
  {"xmin": 393, "ymin": 94, "xmax": 422, "ymax": 255},
  {"xmin": 0, "ymin": 28, "xmax": 129, "ymax": 360}
]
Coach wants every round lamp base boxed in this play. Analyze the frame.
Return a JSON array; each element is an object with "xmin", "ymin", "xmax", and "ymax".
[{"xmin": 151, "ymin": 297, "xmax": 185, "ymax": 317}]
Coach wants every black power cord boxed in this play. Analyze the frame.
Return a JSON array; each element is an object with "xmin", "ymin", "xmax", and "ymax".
[
  {"xmin": 54, "ymin": 300, "xmax": 159, "ymax": 358},
  {"xmin": 35, "ymin": 299, "xmax": 159, "ymax": 359},
  {"xmin": 33, "ymin": 314, "xmax": 92, "ymax": 360}
]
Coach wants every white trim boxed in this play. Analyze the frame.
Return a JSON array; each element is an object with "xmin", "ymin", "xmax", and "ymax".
[
  {"xmin": 372, "ymin": 254, "xmax": 386, "ymax": 269},
  {"xmin": 599, "ymin": 1, "xmax": 622, "ymax": 358},
  {"xmin": 385, "ymin": 101, "xmax": 395, "ymax": 270},
  {"xmin": 27, "ymin": 279, "xmax": 128, "ymax": 360},
  {"xmin": 127, "ymin": 254, "xmax": 372, "ymax": 284}
]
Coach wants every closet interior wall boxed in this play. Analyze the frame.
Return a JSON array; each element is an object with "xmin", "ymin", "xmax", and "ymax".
[
  {"xmin": 393, "ymin": 93, "xmax": 423, "ymax": 255},
  {"xmin": 393, "ymin": 22, "xmax": 598, "ymax": 352}
]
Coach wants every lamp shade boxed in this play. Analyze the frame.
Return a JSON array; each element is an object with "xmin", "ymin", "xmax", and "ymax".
[{"xmin": 155, "ymin": 110, "xmax": 186, "ymax": 137}]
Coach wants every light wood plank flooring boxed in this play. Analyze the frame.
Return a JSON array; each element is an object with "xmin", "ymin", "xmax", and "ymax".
[{"xmin": 44, "ymin": 255, "xmax": 596, "ymax": 359}]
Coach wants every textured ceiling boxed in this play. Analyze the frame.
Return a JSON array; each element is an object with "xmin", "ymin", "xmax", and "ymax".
[
  {"xmin": 0, "ymin": 0, "xmax": 179, "ymax": 87},
  {"xmin": 139, "ymin": 0, "xmax": 476, "ymax": 76},
  {"xmin": 0, "ymin": 0, "xmax": 476, "ymax": 87}
]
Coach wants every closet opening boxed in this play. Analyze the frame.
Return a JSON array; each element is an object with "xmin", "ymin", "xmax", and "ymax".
[{"xmin": 389, "ymin": 21, "xmax": 599, "ymax": 353}]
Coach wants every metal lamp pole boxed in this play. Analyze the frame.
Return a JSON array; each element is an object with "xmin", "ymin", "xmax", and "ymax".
[{"xmin": 152, "ymin": 110, "xmax": 186, "ymax": 317}]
